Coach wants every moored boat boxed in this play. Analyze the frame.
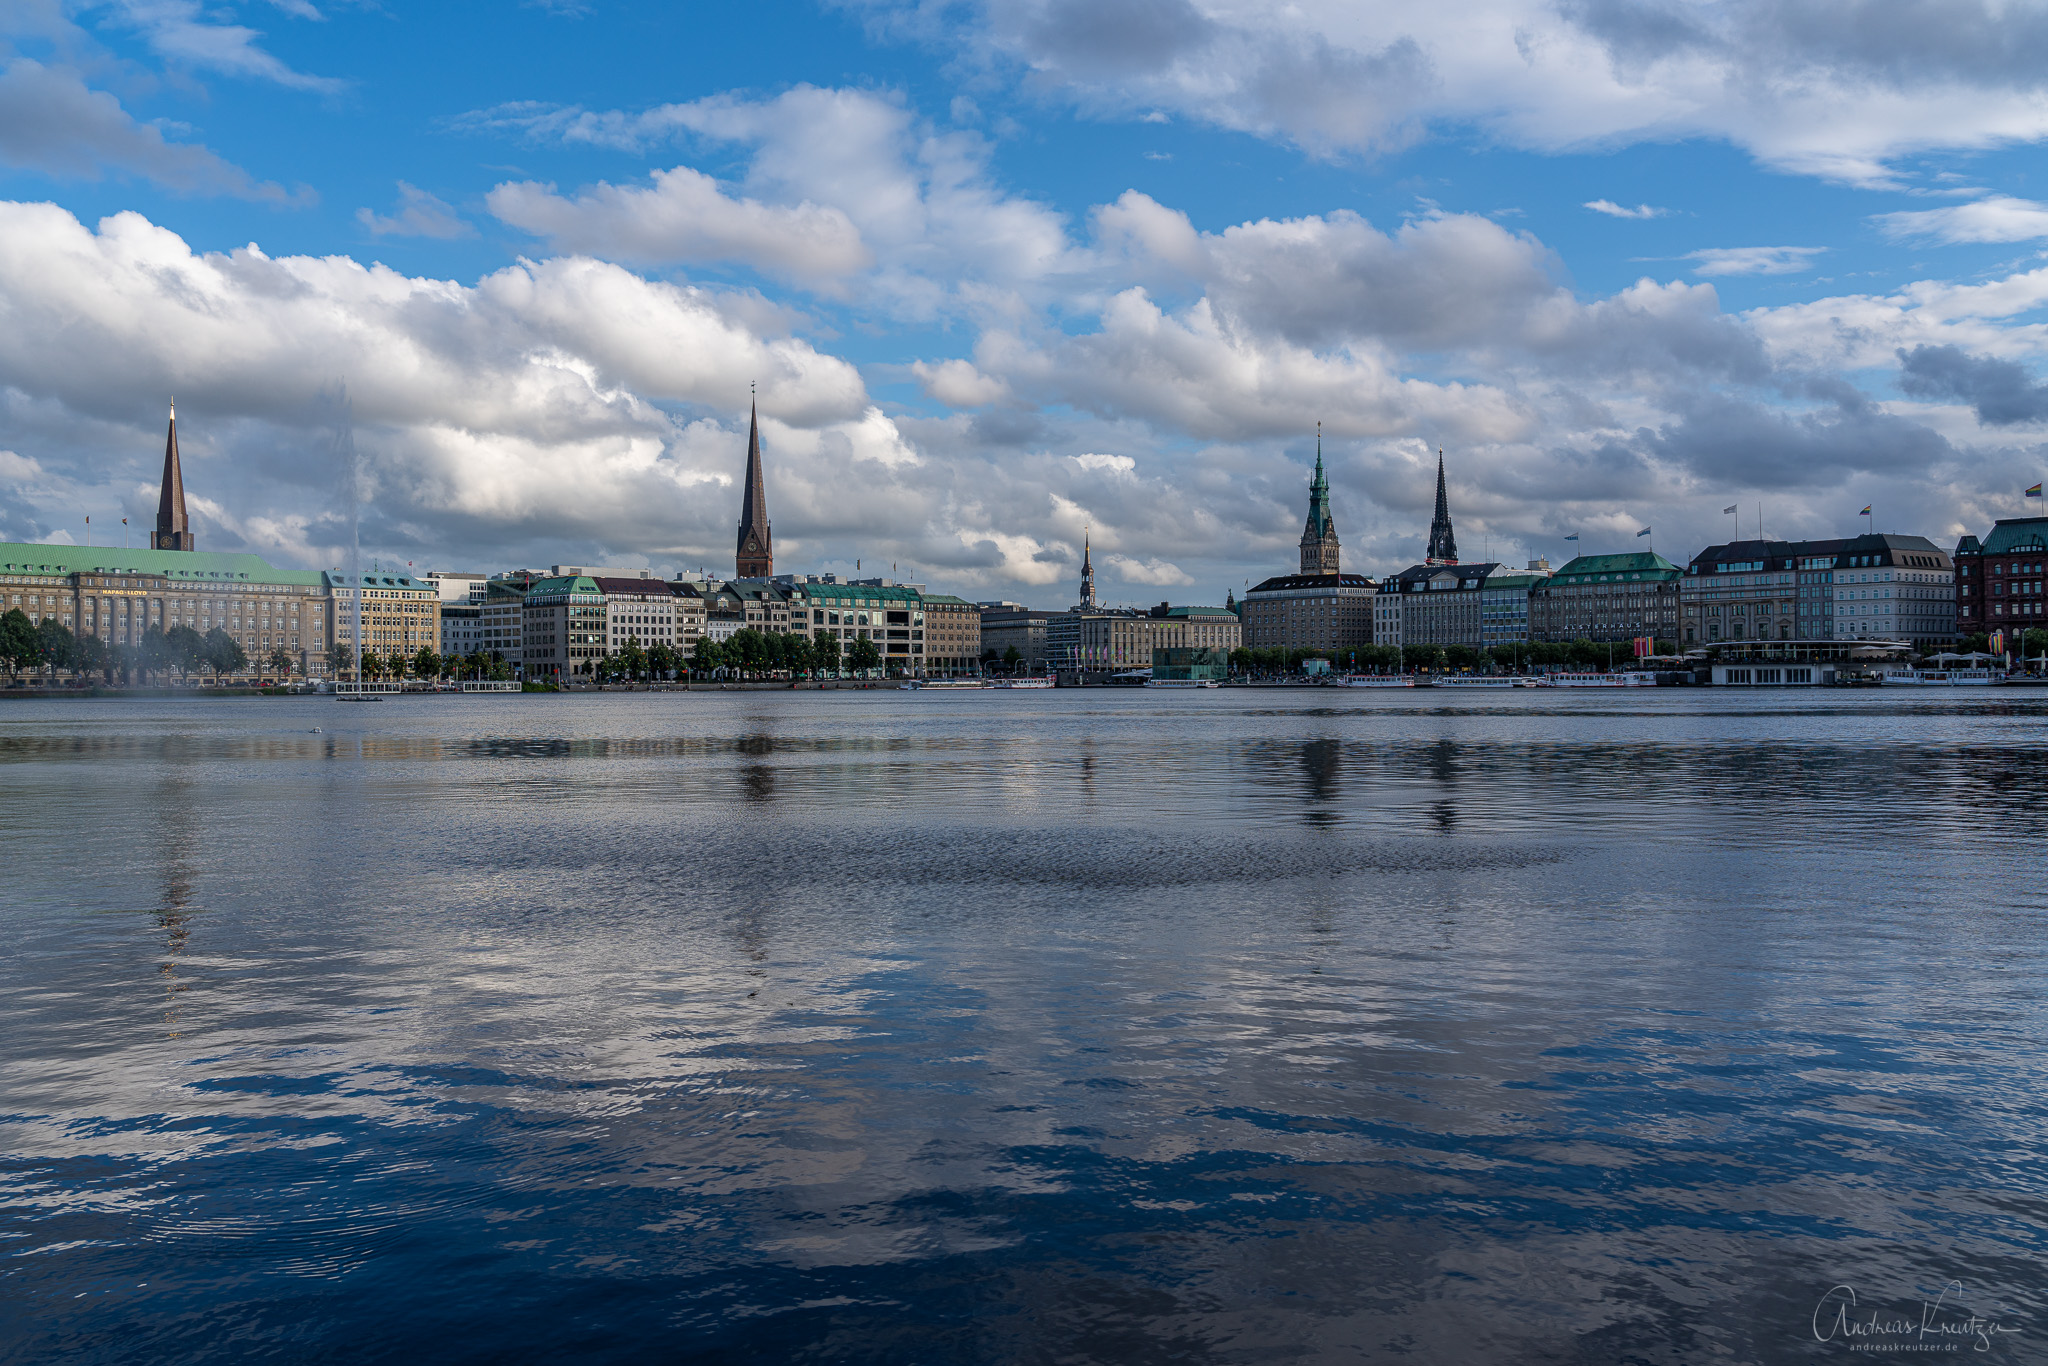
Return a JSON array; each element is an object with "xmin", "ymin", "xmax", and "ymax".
[
  {"xmin": 1878, "ymin": 668, "xmax": 2007, "ymax": 685},
  {"xmin": 1535, "ymin": 672, "xmax": 1659, "ymax": 687}
]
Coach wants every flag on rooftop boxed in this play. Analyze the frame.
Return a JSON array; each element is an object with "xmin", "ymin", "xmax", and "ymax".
[
  {"xmin": 1636, "ymin": 527, "xmax": 1651, "ymax": 537},
  {"xmin": 1860, "ymin": 504, "xmax": 1872, "ymax": 515},
  {"xmin": 2029, "ymin": 484, "xmax": 2043, "ymax": 498},
  {"xmin": 1564, "ymin": 533, "xmax": 1579, "ymax": 541},
  {"xmin": 1723, "ymin": 505, "xmax": 1736, "ymax": 514}
]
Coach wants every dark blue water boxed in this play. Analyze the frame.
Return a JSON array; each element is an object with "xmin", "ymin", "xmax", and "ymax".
[{"xmin": 2, "ymin": 691, "xmax": 2045, "ymax": 1363}]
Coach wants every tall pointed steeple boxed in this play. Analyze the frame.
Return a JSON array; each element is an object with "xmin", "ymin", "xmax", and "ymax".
[
  {"xmin": 734, "ymin": 395, "xmax": 772, "ymax": 578},
  {"xmin": 1078, "ymin": 526, "xmax": 1097, "ymax": 609},
  {"xmin": 1425, "ymin": 448, "xmax": 1458, "ymax": 565},
  {"xmin": 1298, "ymin": 422, "xmax": 1340, "ymax": 575},
  {"xmin": 153, "ymin": 400, "xmax": 194, "ymax": 551}
]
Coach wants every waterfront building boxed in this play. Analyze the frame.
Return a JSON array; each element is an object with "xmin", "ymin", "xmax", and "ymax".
[
  {"xmin": 1240, "ymin": 574, "xmax": 1377, "ymax": 653},
  {"xmin": 0, "ymin": 406, "xmax": 336, "ymax": 679},
  {"xmin": 1682, "ymin": 536, "xmax": 1953, "ymax": 648},
  {"xmin": 480, "ymin": 579, "xmax": 526, "ymax": 668},
  {"xmin": 726, "ymin": 579, "xmax": 808, "ymax": 638},
  {"xmin": 668, "ymin": 581, "xmax": 708, "ymax": 646},
  {"xmin": 1955, "ymin": 517, "xmax": 2048, "ymax": 639},
  {"xmin": 1480, "ymin": 561, "xmax": 1551, "ymax": 647},
  {"xmin": 596, "ymin": 576, "xmax": 678, "ymax": 654},
  {"xmin": 1373, "ymin": 452, "xmax": 1498, "ymax": 648},
  {"xmin": 978, "ymin": 602, "xmax": 1055, "ymax": 669},
  {"xmin": 1531, "ymin": 553, "xmax": 1681, "ymax": 644},
  {"xmin": 735, "ymin": 403, "xmax": 773, "ymax": 578},
  {"xmin": 1833, "ymin": 537, "xmax": 1955, "ymax": 645},
  {"xmin": 1373, "ymin": 589, "xmax": 1403, "ymax": 648},
  {"xmin": 440, "ymin": 603, "xmax": 482, "ymax": 658},
  {"xmin": 800, "ymin": 580, "xmax": 924, "ymax": 664},
  {"xmin": 520, "ymin": 574, "xmax": 607, "ymax": 679},
  {"xmin": 1151, "ymin": 647, "xmax": 1228, "ymax": 683},
  {"xmin": 1242, "ymin": 441, "xmax": 1376, "ymax": 653},
  {"xmin": 1, "ymin": 543, "xmax": 329, "ymax": 676},
  {"xmin": 426, "ymin": 571, "xmax": 487, "ymax": 606},
  {"xmin": 921, "ymin": 594, "xmax": 981, "ymax": 674},
  {"xmin": 1053, "ymin": 602, "xmax": 1241, "ymax": 671},
  {"xmin": 329, "ymin": 569, "xmax": 442, "ymax": 669},
  {"xmin": 1379, "ymin": 562, "xmax": 1503, "ymax": 649}
]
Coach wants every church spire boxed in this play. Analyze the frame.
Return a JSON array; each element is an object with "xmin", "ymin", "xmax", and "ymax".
[
  {"xmin": 1298, "ymin": 422, "xmax": 1340, "ymax": 576},
  {"xmin": 1078, "ymin": 526, "xmax": 1097, "ymax": 608},
  {"xmin": 153, "ymin": 399, "xmax": 194, "ymax": 551},
  {"xmin": 734, "ymin": 393, "xmax": 773, "ymax": 578},
  {"xmin": 1425, "ymin": 448, "xmax": 1458, "ymax": 565}
]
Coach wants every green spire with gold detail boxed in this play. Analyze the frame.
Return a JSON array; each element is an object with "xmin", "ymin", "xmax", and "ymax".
[{"xmin": 1299, "ymin": 421, "xmax": 1340, "ymax": 575}]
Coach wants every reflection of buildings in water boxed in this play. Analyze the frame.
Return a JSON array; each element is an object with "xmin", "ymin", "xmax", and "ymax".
[
  {"xmin": 1300, "ymin": 739, "xmax": 1340, "ymax": 803},
  {"xmin": 1424, "ymin": 738, "xmax": 1459, "ymax": 791},
  {"xmin": 1298, "ymin": 738, "xmax": 1342, "ymax": 826},
  {"xmin": 735, "ymin": 731, "xmax": 777, "ymax": 803},
  {"xmin": 153, "ymin": 778, "xmax": 199, "ymax": 1037}
]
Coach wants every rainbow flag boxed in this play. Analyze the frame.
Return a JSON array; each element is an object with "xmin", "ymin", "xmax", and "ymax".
[
  {"xmin": 1860, "ymin": 505, "xmax": 1872, "ymax": 515},
  {"xmin": 2028, "ymin": 484, "xmax": 2042, "ymax": 498}
]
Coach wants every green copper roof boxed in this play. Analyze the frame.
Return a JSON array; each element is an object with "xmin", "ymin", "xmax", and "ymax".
[
  {"xmin": 798, "ymin": 582, "xmax": 922, "ymax": 604},
  {"xmin": 525, "ymin": 575, "xmax": 602, "ymax": 599},
  {"xmin": 1550, "ymin": 552, "xmax": 1680, "ymax": 581},
  {"xmin": 323, "ymin": 570, "xmax": 434, "ymax": 591},
  {"xmin": 0, "ymin": 540, "xmax": 324, "ymax": 585},
  {"xmin": 1981, "ymin": 518, "xmax": 2048, "ymax": 554}
]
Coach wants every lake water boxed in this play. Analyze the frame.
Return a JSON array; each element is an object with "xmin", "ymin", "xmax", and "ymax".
[{"xmin": 2, "ymin": 690, "xmax": 2045, "ymax": 1363}]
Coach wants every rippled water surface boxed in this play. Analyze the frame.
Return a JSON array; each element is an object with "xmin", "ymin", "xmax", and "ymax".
[{"xmin": 3, "ymin": 690, "xmax": 2046, "ymax": 1363}]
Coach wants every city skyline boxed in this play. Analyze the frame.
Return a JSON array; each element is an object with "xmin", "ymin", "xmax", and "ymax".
[{"xmin": 2, "ymin": 4, "xmax": 2048, "ymax": 608}]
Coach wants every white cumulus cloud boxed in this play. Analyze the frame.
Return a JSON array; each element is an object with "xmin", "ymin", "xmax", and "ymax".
[
  {"xmin": 846, "ymin": 0, "xmax": 2048, "ymax": 184},
  {"xmin": 1105, "ymin": 553, "xmax": 1193, "ymax": 586},
  {"xmin": 1687, "ymin": 246, "xmax": 1825, "ymax": 276},
  {"xmin": 487, "ymin": 166, "xmax": 871, "ymax": 281},
  {"xmin": 1874, "ymin": 195, "xmax": 2048, "ymax": 244}
]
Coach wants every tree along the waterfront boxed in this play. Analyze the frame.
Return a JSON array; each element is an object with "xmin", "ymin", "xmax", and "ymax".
[
  {"xmin": 844, "ymin": 636, "xmax": 882, "ymax": 675},
  {"xmin": 202, "ymin": 628, "xmax": 248, "ymax": 679},
  {"xmin": 0, "ymin": 608, "xmax": 36, "ymax": 677}
]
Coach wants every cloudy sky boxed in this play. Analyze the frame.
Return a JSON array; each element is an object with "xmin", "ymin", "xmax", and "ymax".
[{"xmin": 3, "ymin": 0, "xmax": 2048, "ymax": 604}]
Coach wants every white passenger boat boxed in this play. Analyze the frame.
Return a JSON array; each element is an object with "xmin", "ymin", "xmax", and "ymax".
[
  {"xmin": 1878, "ymin": 668, "xmax": 2006, "ymax": 685},
  {"xmin": 987, "ymin": 677, "xmax": 1055, "ymax": 689},
  {"xmin": 1336, "ymin": 675, "xmax": 1415, "ymax": 687},
  {"xmin": 461, "ymin": 681, "xmax": 522, "ymax": 693},
  {"xmin": 333, "ymin": 681, "xmax": 401, "ymax": 702},
  {"xmin": 1437, "ymin": 676, "xmax": 1529, "ymax": 688},
  {"xmin": 1143, "ymin": 678, "xmax": 1220, "ymax": 688},
  {"xmin": 1535, "ymin": 672, "xmax": 1659, "ymax": 687}
]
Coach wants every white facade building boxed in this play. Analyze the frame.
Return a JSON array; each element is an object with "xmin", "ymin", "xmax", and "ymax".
[{"xmin": 441, "ymin": 603, "xmax": 483, "ymax": 657}]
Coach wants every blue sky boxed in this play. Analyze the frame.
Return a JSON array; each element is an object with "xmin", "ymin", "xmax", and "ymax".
[{"xmin": 3, "ymin": 0, "xmax": 2047, "ymax": 605}]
